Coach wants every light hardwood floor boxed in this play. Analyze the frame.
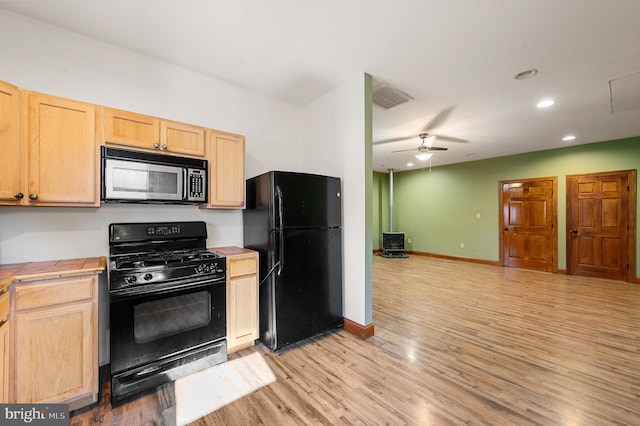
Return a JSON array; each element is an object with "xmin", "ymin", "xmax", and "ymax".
[{"xmin": 71, "ymin": 255, "xmax": 640, "ymax": 425}]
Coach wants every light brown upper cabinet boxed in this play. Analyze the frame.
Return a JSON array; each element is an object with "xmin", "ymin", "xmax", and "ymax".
[
  {"xmin": 6, "ymin": 91, "xmax": 99, "ymax": 207},
  {"xmin": 204, "ymin": 130, "xmax": 246, "ymax": 209},
  {"xmin": 100, "ymin": 107, "xmax": 205, "ymax": 158},
  {"xmin": 0, "ymin": 81, "xmax": 22, "ymax": 205}
]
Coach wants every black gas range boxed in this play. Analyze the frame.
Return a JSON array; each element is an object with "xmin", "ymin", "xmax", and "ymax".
[
  {"xmin": 108, "ymin": 222, "xmax": 226, "ymax": 294},
  {"xmin": 108, "ymin": 221, "xmax": 228, "ymax": 403}
]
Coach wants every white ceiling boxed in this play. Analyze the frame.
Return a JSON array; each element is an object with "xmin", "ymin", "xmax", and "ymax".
[{"xmin": 2, "ymin": 0, "xmax": 640, "ymax": 172}]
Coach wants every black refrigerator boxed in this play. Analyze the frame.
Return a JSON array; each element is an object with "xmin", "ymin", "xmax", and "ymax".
[{"xmin": 243, "ymin": 171, "xmax": 343, "ymax": 351}]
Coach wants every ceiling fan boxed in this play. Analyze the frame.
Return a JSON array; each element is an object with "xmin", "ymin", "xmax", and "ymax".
[
  {"xmin": 391, "ymin": 133, "xmax": 448, "ymax": 160},
  {"xmin": 373, "ymin": 107, "xmax": 469, "ymax": 148}
]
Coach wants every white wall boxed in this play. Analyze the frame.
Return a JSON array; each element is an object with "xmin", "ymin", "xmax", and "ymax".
[
  {"xmin": 0, "ymin": 9, "xmax": 309, "ymax": 264},
  {"xmin": 0, "ymin": 9, "xmax": 372, "ymax": 350},
  {"xmin": 303, "ymin": 73, "xmax": 373, "ymax": 327}
]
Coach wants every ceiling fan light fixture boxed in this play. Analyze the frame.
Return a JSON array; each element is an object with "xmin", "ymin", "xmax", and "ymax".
[{"xmin": 415, "ymin": 152, "xmax": 433, "ymax": 161}]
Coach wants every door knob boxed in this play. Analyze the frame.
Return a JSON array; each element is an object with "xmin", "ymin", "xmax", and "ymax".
[
  {"xmin": 14, "ymin": 192, "xmax": 24, "ymax": 199},
  {"xmin": 569, "ymin": 229, "xmax": 578, "ymax": 234},
  {"xmin": 504, "ymin": 227, "xmax": 508, "ymax": 231},
  {"xmin": 162, "ymin": 144, "xmax": 167, "ymax": 150},
  {"xmin": 154, "ymin": 143, "xmax": 160, "ymax": 149},
  {"xmin": 29, "ymin": 193, "xmax": 38, "ymax": 200}
]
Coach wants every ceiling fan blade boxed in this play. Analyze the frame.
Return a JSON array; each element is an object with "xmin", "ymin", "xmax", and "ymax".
[
  {"xmin": 434, "ymin": 135, "xmax": 468, "ymax": 144},
  {"xmin": 420, "ymin": 135, "xmax": 437, "ymax": 148},
  {"xmin": 373, "ymin": 135, "xmax": 414, "ymax": 145},
  {"xmin": 391, "ymin": 148, "xmax": 420, "ymax": 153},
  {"xmin": 422, "ymin": 106, "xmax": 456, "ymax": 132},
  {"xmin": 428, "ymin": 146, "xmax": 448, "ymax": 151}
]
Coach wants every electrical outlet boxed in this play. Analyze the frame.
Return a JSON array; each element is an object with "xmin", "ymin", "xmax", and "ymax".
[
  {"xmin": 407, "ymin": 238, "xmax": 412, "ymax": 244},
  {"xmin": 460, "ymin": 242, "xmax": 465, "ymax": 249},
  {"xmin": 476, "ymin": 213, "xmax": 481, "ymax": 219}
]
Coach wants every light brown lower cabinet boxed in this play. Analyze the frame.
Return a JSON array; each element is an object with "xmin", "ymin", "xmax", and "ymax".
[
  {"xmin": 213, "ymin": 247, "xmax": 259, "ymax": 353},
  {"xmin": 0, "ymin": 290, "xmax": 9, "ymax": 403},
  {"xmin": 11, "ymin": 275, "xmax": 99, "ymax": 410}
]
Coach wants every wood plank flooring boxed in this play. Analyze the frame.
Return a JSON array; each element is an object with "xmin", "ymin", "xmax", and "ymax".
[{"xmin": 71, "ymin": 255, "xmax": 640, "ymax": 425}]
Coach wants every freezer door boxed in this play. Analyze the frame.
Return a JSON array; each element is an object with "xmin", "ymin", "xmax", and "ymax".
[
  {"xmin": 271, "ymin": 227, "xmax": 343, "ymax": 350},
  {"xmin": 273, "ymin": 172, "xmax": 342, "ymax": 229}
]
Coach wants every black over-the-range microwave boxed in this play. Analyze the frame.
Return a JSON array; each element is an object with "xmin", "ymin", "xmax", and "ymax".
[{"xmin": 101, "ymin": 146, "xmax": 208, "ymax": 204}]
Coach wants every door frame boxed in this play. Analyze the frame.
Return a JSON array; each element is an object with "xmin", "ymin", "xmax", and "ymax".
[
  {"xmin": 566, "ymin": 169, "xmax": 637, "ymax": 283},
  {"xmin": 499, "ymin": 176, "xmax": 558, "ymax": 272}
]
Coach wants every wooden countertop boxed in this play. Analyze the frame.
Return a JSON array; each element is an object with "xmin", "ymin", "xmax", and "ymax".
[
  {"xmin": 210, "ymin": 246, "xmax": 257, "ymax": 257},
  {"xmin": 0, "ymin": 257, "xmax": 106, "ymax": 292}
]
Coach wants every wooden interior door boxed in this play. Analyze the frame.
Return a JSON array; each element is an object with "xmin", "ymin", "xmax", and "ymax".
[
  {"xmin": 500, "ymin": 178, "xmax": 557, "ymax": 272},
  {"xmin": 566, "ymin": 170, "xmax": 636, "ymax": 281}
]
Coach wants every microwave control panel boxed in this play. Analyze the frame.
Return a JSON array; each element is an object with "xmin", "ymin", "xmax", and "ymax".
[{"xmin": 188, "ymin": 169, "xmax": 206, "ymax": 201}]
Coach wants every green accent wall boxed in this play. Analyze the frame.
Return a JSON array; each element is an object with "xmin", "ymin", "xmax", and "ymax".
[
  {"xmin": 372, "ymin": 171, "xmax": 390, "ymax": 249},
  {"xmin": 373, "ymin": 137, "xmax": 640, "ymax": 274}
]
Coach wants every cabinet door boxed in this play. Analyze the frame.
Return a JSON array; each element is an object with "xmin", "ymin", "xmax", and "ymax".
[
  {"xmin": 0, "ymin": 322, "xmax": 8, "ymax": 403},
  {"xmin": 0, "ymin": 81, "xmax": 22, "ymax": 204},
  {"xmin": 101, "ymin": 107, "xmax": 160, "ymax": 151},
  {"xmin": 0, "ymin": 289, "xmax": 7, "ymax": 403},
  {"xmin": 207, "ymin": 131, "xmax": 246, "ymax": 208},
  {"xmin": 227, "ymin": 254, "xmax": 258, "ymax": 353},
  {"xmin": 229, "ymin": 274, "xmax": 259, "ymax": 347},
  {"xmin": 161, "ymin": 120, "xmax": 205, "ymax": 157},
  {"xmin": 14, "ymin": 300, "xmax": 95, "ymax": 404},
  {"xmin": 27, "ymin": 93, "xmax": 98, "ymax": 206}
]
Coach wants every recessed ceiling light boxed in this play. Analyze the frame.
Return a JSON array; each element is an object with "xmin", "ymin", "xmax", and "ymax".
[
  {"xmin": 407, "ymin": 162, "xmax": 414, "ymax": 167},
  {"xmin": 562, "ymin": 135, "xmax": 576, "ymax": 141},
  {"xmin": 537, "ymin": 99, "xmax": 555, "ymax": 108},
  {"xmin": 515, "ymin": 69, "xmax": 538, "ymax": 80}
]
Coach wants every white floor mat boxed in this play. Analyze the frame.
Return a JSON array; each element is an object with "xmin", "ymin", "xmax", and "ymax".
[{"xmin": 174, "ymin": 352, "xmax": 276, "ymax": 425}]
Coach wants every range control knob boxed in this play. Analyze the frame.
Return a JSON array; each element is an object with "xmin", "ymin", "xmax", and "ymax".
[
  {"xmin": 124, "ymin": 275, "xmax": 137, "ymax": 284},
  {"xmin": 143, "ymin": 273, "xmax": 153, "ymax": 281}
]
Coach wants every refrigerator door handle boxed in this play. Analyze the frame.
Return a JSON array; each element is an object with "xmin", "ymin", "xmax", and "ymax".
[
  {"xmin": 275, "ymin": 185, "xmax": 284, "ymax": 230},
  {"xmin": 275, "ymin": 185, "xmax": 284, "ymax": 274},
  {"xmin": 277, "ymin": 230, "xmax": 284, "ymax": 275}
]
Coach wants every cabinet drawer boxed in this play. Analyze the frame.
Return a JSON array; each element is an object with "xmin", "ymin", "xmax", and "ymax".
[
  {"xmin": 0, "ymin": 291, "xmax": 8, "ymax": 321},
  {"xmin": 15, "ymin": 277, "xmax": 95, "ymax": 311},
  {"xmin": 229, "ymin": 257, "xmax": 257, "ymax": 277}
]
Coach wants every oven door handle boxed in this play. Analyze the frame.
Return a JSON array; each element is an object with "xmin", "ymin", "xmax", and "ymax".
[{"xmin": 109, "ymin": 276, "xmax": 224, "ymax": 299}]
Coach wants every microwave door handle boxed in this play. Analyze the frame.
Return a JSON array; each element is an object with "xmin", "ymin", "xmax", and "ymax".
[{"xmin": 183, "ymin": 168, "xmax": 188, "ymax": 201}]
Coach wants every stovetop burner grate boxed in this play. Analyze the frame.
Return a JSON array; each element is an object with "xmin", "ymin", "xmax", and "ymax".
[
  {"xmin": 107, "ymin": 222, "xmax": 227, "ymax": 293},
  {"xmin": 112, "ymin": 249, "xmax": 222, "ymax": 270}
]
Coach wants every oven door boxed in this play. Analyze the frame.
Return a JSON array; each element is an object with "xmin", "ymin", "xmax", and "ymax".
[
  {"xmin": 109, "ymin": 278, "xmax": 226, "ymax": 376},
  {"xmin": 103, "ymin": 157, "xmax": 185, "ymax": 202}
]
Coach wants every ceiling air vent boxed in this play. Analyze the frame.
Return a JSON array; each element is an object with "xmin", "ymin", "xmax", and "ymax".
[
  {"xmin": 609, "ymin": 71, "xmax": 640, "ymax": 113},
  {"xmin": 372, "ymin": 84, "xmax": 413, "ymax": 109}
]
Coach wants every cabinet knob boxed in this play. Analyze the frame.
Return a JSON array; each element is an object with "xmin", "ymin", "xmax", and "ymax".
[
  {"xmin": 14, "ymin": 192, "xmax": 24, "ymax": 199},
  {"xmin": 29, "ymin": 193, "xmax": 38, "ymax": 200},
  {"xmin": 162, "ymin": 144, "xmax": 167, "ymax": 150},
  {"xmin": 154, "ymin": 143, "xmax": 160, "ymax": 149}
]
